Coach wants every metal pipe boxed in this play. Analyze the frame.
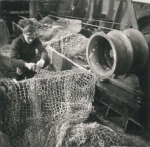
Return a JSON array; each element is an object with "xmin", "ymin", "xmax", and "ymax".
[
  {"xmin": 49, "ymin": 14, "xmax": 128, "ymax": 26},
  {"xmin": 19, "ymin": 15, "xmax": 116, "ymax": 31},
  {"xmin": 82, "ymin": 23, "xmax": 114, "ymax": 30},
  {"xmin": 48, "ymin": 14, "xmax": 115, "ymax": 30}
]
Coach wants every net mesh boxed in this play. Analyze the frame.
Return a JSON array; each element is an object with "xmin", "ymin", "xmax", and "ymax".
[
  {"xmin": 2, "ymin": 68, "xmax": 95, "ymax": 146},
  {"xmin": 1, "ymin": 68, "xmax": 129, "ymax": 147},
  {"xmin": 37, "ymin": 25, "xmax": 63, "ymax": 42},
  {"xmin": 49, "ymin": 30, "xmax": 88, "ymax": 59}
]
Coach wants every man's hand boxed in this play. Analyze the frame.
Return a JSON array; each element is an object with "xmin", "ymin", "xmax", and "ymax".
[
  {"xmin": 36, "ymin": 59, "xmax": 45, "ymax": 68},
  {"xmin": 25, "ymin": 63, "xmax": 36, "ymax": 71}
]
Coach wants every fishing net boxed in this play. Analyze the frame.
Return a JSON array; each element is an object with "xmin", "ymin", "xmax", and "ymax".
[
  {"xmin": 0, "ymin": 19, "xmax": 9, "ymax": 47},
  {"xmin": 39, "ymin": 16, "xmax": 55, "ymax": 25},
  {"xmin": 60, "ymin": 122, "xmax": 128, "ymax": 147},
  {"xmin": 49, "ymin": 30, "xmax": 88, "ymax": 59},
  {"xmin": 2, "ymin": 68, "xmax": 95, "ymax": 146},
  {"xmin": 37, "ymin": 25, "xmax": 63, "ymax": 42},
  {"xmin": 25, "ymin": 121, "xmax": 128, "ymax": 147},
  {"xmin": 0, "ymin": 68, "xmax": 129, "ymax": 147},
  {"xmin": 52, "ymin": 18, "xmax": 82, "ymax": 33}
]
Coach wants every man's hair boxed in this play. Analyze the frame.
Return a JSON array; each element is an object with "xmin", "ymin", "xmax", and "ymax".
[{"xmin": 23, "ymin": 25, "xmax": 36, "ymax": 36}]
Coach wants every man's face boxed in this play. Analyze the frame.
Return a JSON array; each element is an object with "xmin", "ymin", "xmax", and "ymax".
[{"xmin": 23, "ymin": 32, "xmax": 37, "ymax": 44}]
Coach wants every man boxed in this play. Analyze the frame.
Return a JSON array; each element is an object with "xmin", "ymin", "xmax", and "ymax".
[{"xmin": 10, "ymin": 25, "xmax": 50, "ymax": 80}]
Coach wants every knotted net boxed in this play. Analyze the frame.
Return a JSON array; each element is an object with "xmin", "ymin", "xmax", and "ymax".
[
  {"xmin": 49, "ymin": 30, "xmax": 88, "ymax": 59},
  {"xmin": 1, "ymin": 68, "xmax": 128, "ymax": 147},
  {"xmin": 2, "ymin": 68, "xmax": 95, "ymax": 146}
]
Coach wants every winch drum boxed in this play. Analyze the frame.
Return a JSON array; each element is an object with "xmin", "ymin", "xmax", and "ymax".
[{"xmin": 86, "ymin": 29, "xmax": 149, "ymax": 79}]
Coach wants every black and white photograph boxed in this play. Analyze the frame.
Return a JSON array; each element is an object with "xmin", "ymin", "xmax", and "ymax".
[{"xmin": 0, "ymin": 0, "xmax": 150, "ymax": 146}]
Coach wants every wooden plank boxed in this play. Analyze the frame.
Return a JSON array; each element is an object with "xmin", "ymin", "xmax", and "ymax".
[
  {"xmin": 46, "ymin": 45, "xmax": 86, "ymax": 71},
  {"xmin": 127, "ymin": 0, "xmax": 139, "ymax": 30}
]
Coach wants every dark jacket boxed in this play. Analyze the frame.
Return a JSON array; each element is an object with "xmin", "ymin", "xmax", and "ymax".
[{"xmin": 10, "ymin": 35, "xmax": 48, "ymax": 69}]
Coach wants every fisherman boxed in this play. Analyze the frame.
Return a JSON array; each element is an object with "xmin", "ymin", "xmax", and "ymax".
[{"xmin": 9, "ymin": 24, "xmax": 50, "ymax": 80}]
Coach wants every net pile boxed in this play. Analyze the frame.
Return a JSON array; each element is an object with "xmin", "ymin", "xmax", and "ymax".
[
  {"xmin": 37, "ymin": 25, "xmax": 63, "ymax": 42},
  {"xmin": 49, "ymin": 30, "xmax": 88, "ymax": 59},
  {"xmin": 1, "ymin": 68, "xmax": 129, "ymax": 147},
  {"xmin": 52, "ymin": 18, "xmax": 82, "ymax": 33},
  {"xmin": 59, "ymin": 122, "xmax": 129, "ymax": 147},
  {"xmin": 2, "ymin": 69, "xmax": 95, "ymax": 146},
  {"xmin": 39, "ymin": 16, "xmax": 54, "ymax": 25}
]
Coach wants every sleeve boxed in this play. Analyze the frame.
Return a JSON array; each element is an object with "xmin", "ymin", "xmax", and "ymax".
[
  {"xmin": 36, "ymin": 38, "xmax": 49, "ymax": 62},
  {"xmin": 9, "ymin": 40, "xmax": 27, "ymax": 69}
]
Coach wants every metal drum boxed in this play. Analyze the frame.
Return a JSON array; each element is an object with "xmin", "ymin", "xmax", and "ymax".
[
  {"xmin": 86, "ymin": 29, "xmax": 149, "ymax": 79},
  {"xmin": 123, "ymin": 28, "xmax": 149, "ymax": 72}
]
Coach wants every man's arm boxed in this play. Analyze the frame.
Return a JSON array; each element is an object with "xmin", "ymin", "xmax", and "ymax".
[{"xmin": 9, "ymin": 40, "xmax": 27, "ymax": 69}]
